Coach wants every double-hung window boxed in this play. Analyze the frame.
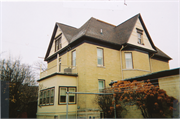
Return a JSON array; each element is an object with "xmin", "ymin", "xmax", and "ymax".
[
  {"xmin": 46, "ymin": 90, "xmax": 50, "ymax": 104},
  {"xmin": 55, "ymin": 34, "xmax": 62, "ymax": 52},
  {"xmin": 72, "ymin": 50, "xmax": 76, "ymax": 67},
  {"xmin": 59, "ymin": 58, "xmax": 61, "ymax": 72},
  {"xmin": 40, "ymin": 91, "xmax": 43, "ymax": 105},
  {"xmin": 125, "ymin": 52, "xmax": 133, "ymax": 69},
  {"xmin": 97, "ymin": 48, "xmax": 104, "ymax": 66},
  {"xmin": 50, "ymin": 88, "xmax": 54, "ymax": 104},
  {"xmin": 43, "ymin": 91, "xmax": 46, "ymax": 104},
  {"xmin": 98, "ymin": 80, "xmax": 105, "ymax": 93},
  {"xmin": 136, "ymin": 28, "xmax": 143, "ymax": 45},
  {"xmin": 59, "ymin": 87, "xmax": 76, "ymax": 104}
]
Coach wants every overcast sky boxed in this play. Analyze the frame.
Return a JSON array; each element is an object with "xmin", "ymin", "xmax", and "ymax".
[{"xmin": 0, "ymin": 0, "xmax": 179, "ymax": 70}]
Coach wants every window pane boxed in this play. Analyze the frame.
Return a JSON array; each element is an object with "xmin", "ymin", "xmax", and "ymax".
[
  {"xmin": 97, "ymin": 49, "xmax": 103, "ymax": 57},
  {"xmin": 60, "ymin": 88, "xmax": 66, "ymax": 103},
  {"xmin": 69, "ymin": 96, "xmax": 75, "ymax": 102},
  {"xmin": 50, "ymin": 89, "xmax": 54, "ymax": 103},
  {"xmin": 99, "ymin": 80, "xmax": 105, "ymax": 92},
  {"xmin": 60, "ymin": 96, "xmax": 66, "ymax": 102},
  {"xmin": 72, "ymin": 51, "xmax": 76, "ymax": 66},
  {"xmin": 60, "ymin": 88, "xmax": 66, "ymax": 95},
  {"xmin": 97, "ymin": 48, "xmax": 103, "ymax": 65},
  {"xmin": 99, "ymin": 81, "xmax": 104, "ymax": 89},
  {"xmin": 69, "ymin": 88, "xmax": 75, "ymax": 103},
  {"xmin": 125, "ymin": 53, "xmax": 133, "ymax": 69}
]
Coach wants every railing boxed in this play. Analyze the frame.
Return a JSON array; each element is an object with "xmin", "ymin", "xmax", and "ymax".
[{"xmin": 40, "ymin": 65, "xmax": 77, "ymax": 78}]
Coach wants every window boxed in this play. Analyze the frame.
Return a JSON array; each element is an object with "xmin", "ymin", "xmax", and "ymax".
[
  {"xmin": 55, "ymin": 34, "xmax": 62, "ymax": 52},
  {"xmin": 136, "ymin": 28, "xmax": 143, "ymax": 44},
  {"xmin": 97, "ymin": 48, "xmax": 104, "ymax": 66},
  {"xmin": 40, "ymin": 91, "xmax": 43, "ymax": 105},
  {"xmin": 39, "ymin": 87, "xmax": 55, "ymax": 106},
  {"xmin": 59, "ymin": 87, "xmax": 76, "ymax": 104},
  {"xmin": 59, "ymin": 58, "xmax": 61, "ymax": 72},
  {"xmin": 50, "ymin": 88, "xmax": 54, "ymax": 104},
  {"xmin": 72, "ymin": 50, "xmax": 76, "ymax": 67},
  {"xmin": 46, "ymin": 90, "xmax": 50, "ymax": 104},
  {"xmin": 60, "ymin": 88, "xmax": 66, "ymax": 103},
  {"xmin": 125, "ymin": 52, "xmax": 133, "ymax": 69},
  {"xmin": 98, "ymin": 80, "xmax": 105, "ymax": 92},
  {"xmin": 43, "ymin": 91, "xmax": 46, "ymax": 104}
]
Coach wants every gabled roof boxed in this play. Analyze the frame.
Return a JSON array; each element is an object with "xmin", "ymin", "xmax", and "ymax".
[{"xmin": 45, "ymin": 13, "xmax": 171, "ymax": 61}]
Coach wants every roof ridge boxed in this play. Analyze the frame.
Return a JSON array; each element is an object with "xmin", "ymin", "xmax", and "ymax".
[
  {"xmin": 96, "ymin": 18, "xmax": 116, "ymax": 27},
  {"xmin": 56, "ymin": 22, "xmax": 77, "ymax": 29},
  {"xmin": 115, "ymin": 13, "xmax": 140, "ymax": 28},
  {"xmin": 84, "ymin": 17, "xmax": 94, "ymax": 35}
]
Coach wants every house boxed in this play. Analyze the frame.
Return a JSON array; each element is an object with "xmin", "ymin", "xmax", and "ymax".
[{"xmin": 37, "ymin": 13, "xmax": 172, "ymax": 118}]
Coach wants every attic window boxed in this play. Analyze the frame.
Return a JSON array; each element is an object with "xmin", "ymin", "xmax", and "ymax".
[
  {"xmin": 55, "ymin": 34, "xmax": 62, "ymax": 52},
  {"xmin": 136, "ymin": 28, "xmax": 144, "ymax": 45}
]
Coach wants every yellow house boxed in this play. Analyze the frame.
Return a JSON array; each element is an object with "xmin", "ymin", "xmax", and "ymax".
[{"xmin": 36, "ymin": 13, "xmax": 171, "ymax": 118}]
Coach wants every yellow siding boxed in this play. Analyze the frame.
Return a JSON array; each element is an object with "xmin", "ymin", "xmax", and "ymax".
[
  {"xmin": 127, "ymin": 19, "xmax": 155, "ymax": 51},
  {"xmin": 150, "ymin": 58, "xmax": 169, "ymax": 72},
  {"xmin": 37, "ymin": 75, "xmax": 77, "ymax": 116},
  {"xmin": 159, "ymin": 75, "xmax": 180, "ymax": 101},
  {"xmin": 48, "ymin": 27, "xmax": 69, "ymax": 58}
]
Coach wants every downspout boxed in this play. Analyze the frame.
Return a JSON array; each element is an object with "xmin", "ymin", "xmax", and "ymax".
[
  {"xmin": 149, "ymin": 54, "xmax": 154, "ymax": 73},
  {"xmin": 120, "ymin": 45, "xmax": 124, "ymax": 80}
]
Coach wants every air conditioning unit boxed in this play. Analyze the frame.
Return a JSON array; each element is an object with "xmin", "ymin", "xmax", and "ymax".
[{"xmin": 64, "ymin": 67, "xmax": 72, "ymax": 73}]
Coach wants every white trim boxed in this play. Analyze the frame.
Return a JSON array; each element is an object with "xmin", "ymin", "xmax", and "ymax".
[{"xmin": 122, "ymin": 68, "xmax": 151, "ymax": 72}]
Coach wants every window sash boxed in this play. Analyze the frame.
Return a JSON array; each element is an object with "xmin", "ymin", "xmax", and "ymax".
[
  {"xmin": 98, "ymin": 80, "xmax": 105, "ymax": 92},
  {"xmin": 50, "ymin": 89, "xmax": 54, "ymax": 104},
  {"xmin": 125, "ymin": 53, "xmax": 133, "ymax": 69},
  {"xmin": 60, "ymin": 88, "xmax": 67, "ymax": 103},
  {"xmin": 72, "ymin": 51, "xmax": 76, "ymax": 67},
  {"xmin": 97, "ymin": 48, "xmax": 104, "ymax": 66}
]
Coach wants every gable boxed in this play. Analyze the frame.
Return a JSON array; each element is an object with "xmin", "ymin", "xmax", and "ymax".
[
  {"xmin": 127, "ymin": 18, "xmax": 156, "ymax": 51},
  {"xmin": 47, "ymin": 26, "xmax": 69, "ymax": 58}
]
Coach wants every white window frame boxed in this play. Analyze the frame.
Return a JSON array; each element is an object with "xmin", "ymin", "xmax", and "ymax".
[
  {"xmin": 59, "ymin": 87, "xmax": 76, "ymax": 104},
  {"xmin": 125, "ymin": 52, "xmax": 133, "ymax": 69},
  {"xmin": 97, "ymin": 48, "xmax": 104, "ymax": 66},
  {"xmin": 136, "ymin": 28, "xmax": 143, "ymax": 45},
  {"xmin": 98, "ymin": 80, "xmax": 105, "ymax": 93},
  {"xmin": 72, "ymin": 50, "xmax": 76, "ymax": 67}
]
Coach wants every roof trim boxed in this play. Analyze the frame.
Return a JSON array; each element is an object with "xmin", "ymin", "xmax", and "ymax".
[
  {"xmin": 37, "ymin": 72, "xmax": 78, "ymax": 82},
  {"xmin": 109, "ymin": 67, "xmax": 180, "ymax": 86}
]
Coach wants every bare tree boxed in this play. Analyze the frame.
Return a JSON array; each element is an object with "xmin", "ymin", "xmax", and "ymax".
[{"xmin": 0, "ymin": 58, "xmax": 38, "ymax": 118}]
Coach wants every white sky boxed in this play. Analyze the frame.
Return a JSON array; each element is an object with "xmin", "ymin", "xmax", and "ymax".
[{"xmin": 0, "ymin": 0, "xmax": 179, "ymax": 70}]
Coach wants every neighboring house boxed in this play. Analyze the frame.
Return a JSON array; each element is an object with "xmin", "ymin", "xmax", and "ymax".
[
  {"xmin": 37, "ymin": 13, "xmax": 172, "ymax": 118},
  {"xmin": 110, "ymin": 67, "xmax": 179, "ymax": 101}
]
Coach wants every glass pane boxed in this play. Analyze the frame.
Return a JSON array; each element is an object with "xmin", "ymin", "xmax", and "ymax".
[
  {"xmin": 99, "ymin": 81, "xmax": 104, "ymax": 89},
  {"xmin": 51, "ymin": 89, "xmax": 54, "ymax": 96},
  {"xmin": 138, "ymin": 33, "xmax": 141, "ymax": 38},
  {"xmin": 97, "ymin": 48, "xmax": 103, "ymax": 57},
  {"xmin": 47, "ymin": 97, "xmax": 49, "ymax": 103},
  {"xmin": 60, "ymin": 88, "xmax": 66, "ymax": 95},
  {"xmin": 125, "ymin": 53, "xmax": 131, "ymax": 59},
  {"xmin": 51, "ymin": 97, "xmax": 54, "ymax": 103},
  {"xmin": 69, "ymin": 96, "xmax": 75, "ymax": 102},
  {"xmin": 125, "ymin": 53, "xmax": 133, "ymax": 69},
  {"xmin": 60, "ymin": 96, "xmax": 66, "ymax": 102},
  {"xmin": 40, "ymin": 99, "xmax": 42, "ymax": 104},
  {"xmin": 98, "ymin": 58, "xmax": 103, "ymax": 65},
  {"xmin": 72, "ymin": 51, "xmax": 76, "ymax": 66}
]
